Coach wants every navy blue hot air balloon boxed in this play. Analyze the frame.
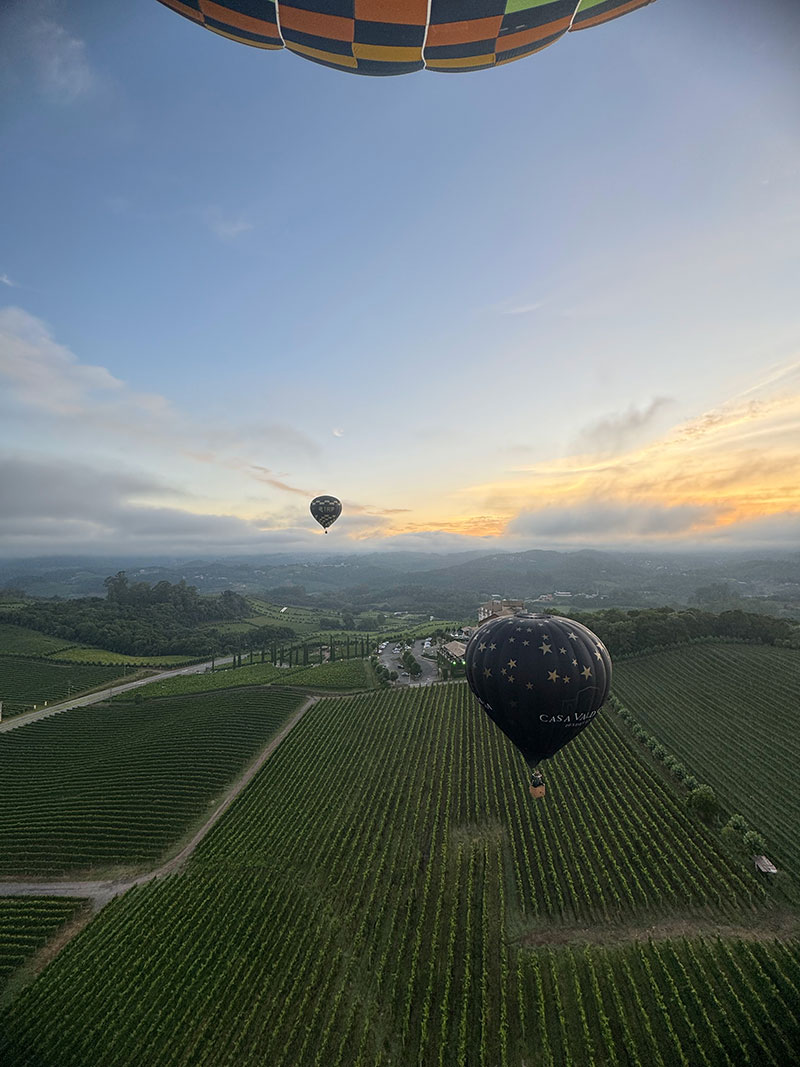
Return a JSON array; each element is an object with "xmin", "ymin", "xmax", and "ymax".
[
  {"xmin": 310, "ymin": 495, "xmax": 342, "ymax": 532},
  {"xmin": 465, "ymin": 612, "xmax": 611, "ymax": 797}
]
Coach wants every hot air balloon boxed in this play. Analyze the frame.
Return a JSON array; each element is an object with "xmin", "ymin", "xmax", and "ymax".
[
  {"xmin": 465, "ymin": 612, "xmax": 611, "ymax": 798},
  {"xmin": 310, "ymin": 494, "xmax": 342, "ymax": 532},
  {"xmin": 158, "ymin": 0, "xmax": 656, "ymax": 77}
]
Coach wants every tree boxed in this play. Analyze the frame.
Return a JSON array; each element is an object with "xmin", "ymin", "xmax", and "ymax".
[
  {"xmin": 687, "ymin": 784, "xmax": 721, "ymax": 824},
  {"xmin": 692, "ymin": 582, "xmax": 741, "ymax": 613},
  {"xmin": 743, "ymin": 830, "xmax": 767, "ymax": 855},
  {"xmin": 104, "ymin": 571, "xmax": 129, "ymax": 603},
  {"xmin": 721, "ymin": 815, "xmax": 749, "ymax": 852}
]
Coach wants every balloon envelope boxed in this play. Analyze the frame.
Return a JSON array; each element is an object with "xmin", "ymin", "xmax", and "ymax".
[
  {"xmin": 158, "ymin": 0, "xmax": 656, "ymax": 77},
  {"xmin": 465, "ymin": 612, "xmax": 611, "ymax": 769},
  {"xmin": 310, "ymin": 495, "xmax": 342, "ymax": 530}
]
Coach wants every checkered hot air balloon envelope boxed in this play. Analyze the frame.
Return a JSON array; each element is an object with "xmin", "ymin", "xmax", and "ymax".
[
  {"xmin": 158, "ymin": 1, "xmax": 656, "ymax": 77},
  {"xmin": 310, "ymin": 495, "xmax": 342, "ymax": 531},
  {"xmin": 465, "ymin": 612, "xmax": 612, "ymax": 782}
]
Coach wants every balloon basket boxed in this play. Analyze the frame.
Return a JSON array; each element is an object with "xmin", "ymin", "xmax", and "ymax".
[{"xmin": 529, "ymin": 783, "xmax": 546, "ymax": 800}]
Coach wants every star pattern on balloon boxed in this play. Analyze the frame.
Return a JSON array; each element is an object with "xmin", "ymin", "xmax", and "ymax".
[{"xmin": 464, "ymin": 611, "xmax": 611, "ymax": 771}]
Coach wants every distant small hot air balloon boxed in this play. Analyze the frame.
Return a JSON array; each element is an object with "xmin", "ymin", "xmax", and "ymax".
[
  {"xmin": 465, "ymin": 612, "xmax": 611, "ymax": 798},
  {"xmin": 310, "ymin": 495, "xmax": 342, "ymax": 533}
]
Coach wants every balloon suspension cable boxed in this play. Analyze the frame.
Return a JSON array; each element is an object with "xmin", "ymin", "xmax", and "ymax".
[{"xmin": 529, "ymin": 767, "xmax": 546, "ymax": 800}]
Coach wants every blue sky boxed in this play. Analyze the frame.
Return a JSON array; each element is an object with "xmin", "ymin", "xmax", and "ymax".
[{"xmin": 1, "ymin": 0, "xmax": 799, "ymax": 557}]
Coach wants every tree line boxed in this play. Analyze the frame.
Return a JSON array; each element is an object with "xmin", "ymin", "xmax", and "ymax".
[
  {"xmin": 0, "ymin": 573, "xmax": 295, "ymax": 657},
  {"xmin": 579, "ymin": 605, "xmax": 796, "ymax": 657}
]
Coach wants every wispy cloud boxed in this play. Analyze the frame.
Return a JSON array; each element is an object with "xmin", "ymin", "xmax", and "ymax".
[
  {"xmin": 0, "ymin": 454, "xmax": 322, "ymax": 558},
  {"xmin": 28, "ymin": 16, "xmax": 95, "ymax": 103},
  {"xmin": 0, "ymin": 307, "xmax": 318, "ymax": 498},
  {"xmin": 453, "ymin": 369, "xmax": 800, "ymax": 547},
  {"xmin": 332, "ymin": 428, "xmax": 344, "ymax": 437},
  {"xmin": 247, "ymin": 465, "xmax": 310, "ymax": 497},
  {"xmin": 572, "ymin": 397, "xmax": 674, "ymax": 457},
  {"xmin": 0, "ymin": 306, "xmax": 153, "ymax": 417},
  {"xmin": 501, "ymin": 301, "xmax": 546, "ymax": 316},
  {"xmin": 491, "ymin": 298, "xmax": 548, "ymax": 317},
  {"xmin": 206, "ymin": 215, "xmax": 254, "ymax": 241},
  {"xmin": 0, "ymin": 273, "xmax": 17, "ymax": 288}
]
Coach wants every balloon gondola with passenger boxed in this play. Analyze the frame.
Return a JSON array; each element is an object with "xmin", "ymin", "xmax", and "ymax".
[{"xmin": 465, "ymin": 612, "xmax": 611, "ymax": 799}]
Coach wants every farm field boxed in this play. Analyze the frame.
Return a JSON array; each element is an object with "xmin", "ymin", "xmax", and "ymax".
[
  {"xmin": 285, "ymin": 658, "xmax": 373, "ymax": 690},
  {"xmin": 0, "ymin": 898, "xmax": 85, "ymax": 997},
  {"xmin": 112, "ymin": 661, "xmax": 303, "ymax": 701},
  {"xmin": 1, "ymin": 683, "xmax": 795, "ymax": 1066},
  {"xmin": 0, "ymin": 656, "xmax": 130, "ymax": 716},
  {"xmin": 51, "ymin": 647, "xmax": 197, "ymax": 667},
  {"xmin": 246, "ymin": 598, "xmax": 330, "ymax": 635},
  {"xmin": 612, "ymin": 643, "xmax": 800, "ymax": 879},
  {"xmin": 0, "ymin": 688, "xmax": 303, "ymax": 877},
  {"xmin": 0, "ymin": 624, "xmax": 74, "ymax": 658}
]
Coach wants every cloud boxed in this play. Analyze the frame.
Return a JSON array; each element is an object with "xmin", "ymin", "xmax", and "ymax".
[
  {"xmin": 378, "ymin": 530, "xmax": 499, "ymax": 553},
  {"xmin": 206, "ymin": 215, "xmax": 253, "ymax": 241},
  {"xmin": 0, "ymin": 274, "xmax": 17, "ymax": 288},
  {"xmin": 730, "ymin": 354, "xmax": 800, "ymax": 402},
  {"xmin": 247, "ymin": 466, "xmax": 311, "ymax": 497},
  {"xmin": 507, "ymin": 501, "xmax": 720, "ymax": 543},
  {"xmin": 332, "ymin": 428, "xmax": 344, "ymax": 437},
  {"xmin": 0, "ymin": 306, "xmax": 164, "ymax": 417},
  {"xmin": 572, "ymin": 397, "xmax": 674, "ymax": 457},
  {"xmin": 0, "ymin": 454, "xmax": 321, "ymax": 557},
  {"xmin": 460, "ymin": 367, "xmax": 800, "ymax": 549},
  {"xmin": 0, "ymin": 307, "xmax": 318, "ymax": 484},
  {"xmin": 391, "ymin": 516, "xmax": 508, "ymax": 538},
  {"xmin": 27, "ymin": 15, "xmax": 95, "ymax": 103},
  {"xmin": 0, "ymin": 455, "xmax": 175, "ymax": 521},
  {"xmin": 708, "ymin": 509, "xmax": 800, "ymax": 550},
  {"xmin": 500, "ymin": 301, "xmax": 546, "ymax": 316}
]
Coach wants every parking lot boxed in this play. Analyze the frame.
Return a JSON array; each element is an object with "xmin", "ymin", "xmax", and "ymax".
[{"xmin": 377, "ymin": 638, "xmax": 440, "ymax": 686}]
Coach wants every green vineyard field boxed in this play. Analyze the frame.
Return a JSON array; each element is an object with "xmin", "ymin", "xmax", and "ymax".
[
  {"xmin": 246, "ymin": 599, "xmax": 330, "ymax": 635},
  {"xmin": 0, "ymin": 656, "xmax": 128, "ymax": 714},
  {"xmin": 612, "ymin": 643, "xmax": 800, "ymax": 878},
  {"xmin": 112, "ymin": 661, "xmax": 303, "ymax": 701},
  {"xmin": 285, "ymin": 658, "xmax": 373, "ymax": 690},
  {"xmin": 1, "ymin": 683, "xmax": 795, "ymax": 1065},
  {"xmin": 0, "ymin": 624, "xmax": 74, "ymax": 658},
  {"xmin": 0, "ymin": 898, "xmax": 85, "ymax": 997},
  {"xmin": 0, "ymin": 688, "xmax": 303, "ymax": 877},
  {"xmin": 51, "ymin": 647, "xmax": 197, "ymax": 667}
]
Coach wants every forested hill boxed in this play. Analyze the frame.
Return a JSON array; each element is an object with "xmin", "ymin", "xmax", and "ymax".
[{"xmin": 0, "ymin": 573, "xmax": 295, "ymax": 657}]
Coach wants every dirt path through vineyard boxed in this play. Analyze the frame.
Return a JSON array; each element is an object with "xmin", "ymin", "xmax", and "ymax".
[{"xmin": 0, "ymin": 694, "xmax": 319, "ymax": 908}]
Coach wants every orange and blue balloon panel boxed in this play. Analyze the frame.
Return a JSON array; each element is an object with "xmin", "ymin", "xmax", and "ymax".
[{"xmin": 158, "ymin": 0, "xmax": 656, "ymax": 76}]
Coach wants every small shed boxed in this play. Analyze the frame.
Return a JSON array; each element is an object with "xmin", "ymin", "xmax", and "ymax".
[{"xmin": 754, "ymin": 855, "xmax": 778, "ymax": 875}]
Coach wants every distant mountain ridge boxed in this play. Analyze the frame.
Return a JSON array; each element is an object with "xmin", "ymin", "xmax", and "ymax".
[{"xmin": 1, "ymin": 549, "xmax": 798, "ymax": 617}]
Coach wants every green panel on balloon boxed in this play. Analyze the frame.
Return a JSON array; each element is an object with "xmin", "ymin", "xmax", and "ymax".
[{"xmin": 572, "ymin": 0, "xmax": 656, "ymax": 31}]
